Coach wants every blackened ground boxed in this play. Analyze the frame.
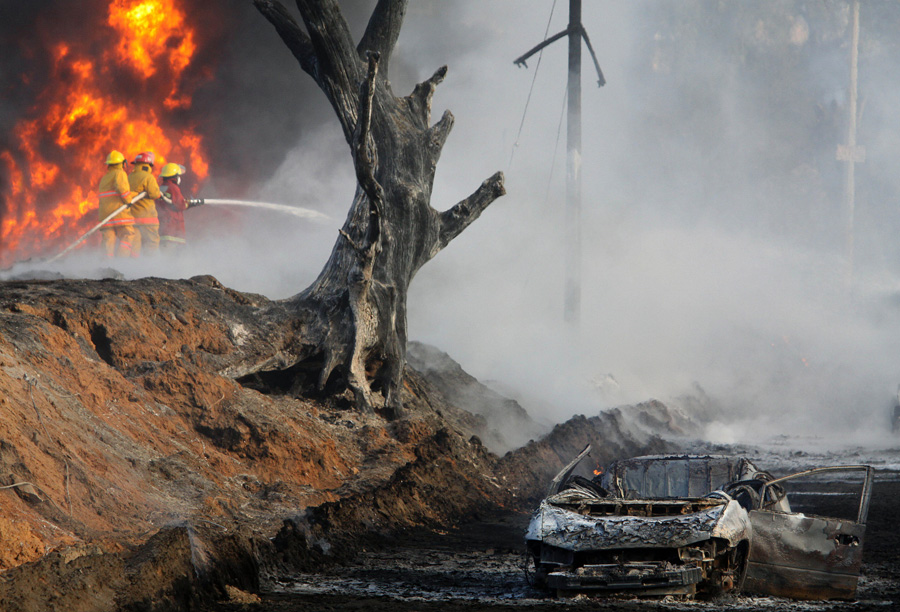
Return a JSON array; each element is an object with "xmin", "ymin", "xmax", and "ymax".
[{"xmin": 205, "ymin": 475, "xmax": 900, "ymax": 612}]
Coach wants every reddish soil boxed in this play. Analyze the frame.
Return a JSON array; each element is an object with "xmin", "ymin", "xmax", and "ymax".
[
  {"xmin": 6, "ymin": 275, "xmax": 889, "ymax": 611},
  {"xmin": 0, "ymin": 276, "xmax": 678, "ymax": 611}
]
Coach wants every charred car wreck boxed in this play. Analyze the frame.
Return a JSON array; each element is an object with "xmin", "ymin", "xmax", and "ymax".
[{"xmin": 526, "ymin": 447, "xmax": 874, "ymax": 600}]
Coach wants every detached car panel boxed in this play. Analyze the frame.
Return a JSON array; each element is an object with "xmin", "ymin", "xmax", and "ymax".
[{"xmin": 526, "ymin": 449, "xmax": 874, "ymax": 600}]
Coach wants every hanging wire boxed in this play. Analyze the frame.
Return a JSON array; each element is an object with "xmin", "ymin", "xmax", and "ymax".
[
  {"xmin": 508, "ymin": 0, "xmax": 558, "ymax": 171},
  {"xmin": 544, "ymin": 88, "xmax": 568, "ymax": 206}
]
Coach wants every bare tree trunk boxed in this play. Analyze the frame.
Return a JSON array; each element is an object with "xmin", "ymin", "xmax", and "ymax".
[{"xmin": 248, "ymin": 0, "xmax": 505, "ymax": 415}]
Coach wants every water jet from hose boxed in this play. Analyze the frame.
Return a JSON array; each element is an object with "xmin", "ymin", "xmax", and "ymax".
[{"xmin": 201, "ymin": 199, "xmax": 331, "ymax": 222}]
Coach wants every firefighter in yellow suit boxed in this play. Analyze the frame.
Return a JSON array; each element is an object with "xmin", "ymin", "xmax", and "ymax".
[
  {"xmin": 98, "ymin": 150, "xmax": 138, "ymax": 258},
  {"xmin": 128, "ymin": 151, "xmax": 162, "ymax": 255}
]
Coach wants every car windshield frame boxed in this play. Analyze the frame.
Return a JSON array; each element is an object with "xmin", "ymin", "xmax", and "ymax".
[{"xmin": 756, "ymin": 465, "xmax": 875, "ymax": 523}]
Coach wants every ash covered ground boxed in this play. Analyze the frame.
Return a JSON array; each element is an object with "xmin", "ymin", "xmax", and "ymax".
[
  {"xmin": 0, "ymin": 276, "xmax": 681, "ymax": 610},
  {"xmin": 210, "ymin": 444, "xmax": 900, "ymax": 612},
  {"xmin": 1, "ymin": 276, "xmax": 898, "ymax": 611}
]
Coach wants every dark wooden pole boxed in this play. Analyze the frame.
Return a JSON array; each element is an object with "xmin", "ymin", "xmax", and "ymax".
[
  {"xmin": 513, "ymin": 1, "xmax": 603, "ymax": 326},
  {"xmin": 564, "ymin": 0, "xmax": 582, "ymax": 325}
]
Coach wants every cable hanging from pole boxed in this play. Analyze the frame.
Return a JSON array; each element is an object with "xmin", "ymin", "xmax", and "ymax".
[
  {"xmin": 514, "ymin": 0, "xmax": 606, "ymax": 326},
  {"xmin": 544, "ymin": 88, "xmax": 568, "ymax": 206},
  {"xmin": 508, "ymin": 0, "xmax": 558, "ymax": 171}
]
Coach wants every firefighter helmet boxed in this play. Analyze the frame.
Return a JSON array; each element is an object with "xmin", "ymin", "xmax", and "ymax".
[
  {"xmin": 160, "ymin": 163, "xmax": 186, "ymax": 178},
  {"xmin": 132, "ymin": 151, "xmax": 155, "ymax": 166},
  {"xmin": 105, "ymin": 150, "xmax": 126, "ymax": 165}
]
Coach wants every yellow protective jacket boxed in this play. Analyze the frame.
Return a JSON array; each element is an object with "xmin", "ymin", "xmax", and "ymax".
[
  {"xmin": 128, "ymin": 164, "xmax": 162, "ymax": 224},
  {"xmin": 98, "ymin": 165, "xmax": 134, "ymax": 225}
]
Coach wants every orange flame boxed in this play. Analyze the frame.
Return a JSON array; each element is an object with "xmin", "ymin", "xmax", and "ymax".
[
  {"xmin": 1, "ymin": 0, "xmax": 210, "ymax": 267},
  {"xmin": 107, "ymin": 0, "xmax": 197, "ymax": 108}
]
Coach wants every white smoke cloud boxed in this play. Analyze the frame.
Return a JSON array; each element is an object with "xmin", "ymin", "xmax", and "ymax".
[
  {"xmin": 399, "ymin": 1, "xmax": 900, "ymax": 447},
  {"xmin": 175, "ymin": 124, "xmax": 353, "ymax": 298}
]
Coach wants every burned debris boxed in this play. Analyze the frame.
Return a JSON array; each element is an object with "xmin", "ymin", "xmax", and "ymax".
[{"xmin": 526, "ymin": 447, "xmax": 875, "ymax": 601}]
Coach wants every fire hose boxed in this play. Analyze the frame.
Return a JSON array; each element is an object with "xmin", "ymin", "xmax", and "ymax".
[
  {"xmin": 46, "ymin": 195, "xmax": 329, "ymax": 264},
  {"xmin": 44, "ymin": 191, "xmax": 146, "ymax": 264}
]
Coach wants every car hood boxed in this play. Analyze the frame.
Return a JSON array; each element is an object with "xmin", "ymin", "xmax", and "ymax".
[{"xmin": 525, "ymin": 498, "xmax": 750, "ymax": 550}]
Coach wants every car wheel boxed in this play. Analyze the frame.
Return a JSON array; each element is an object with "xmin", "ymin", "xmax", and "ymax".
[
  {"xmin": 732, "ymin": 541, "xmax": 750, "ymax": 592},
  {"xmin": 702, "ymin": 540, "xmax": 749, "ymax": 598}
]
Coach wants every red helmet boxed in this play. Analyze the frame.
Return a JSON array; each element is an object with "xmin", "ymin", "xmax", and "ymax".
[{"xmin": 132, "ymin": 151, "xmax": 155, "ymax": 166}]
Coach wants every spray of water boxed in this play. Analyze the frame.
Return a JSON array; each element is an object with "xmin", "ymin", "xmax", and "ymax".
[{"xmin": 202, "ymin": 199, "xmax": 331, "ymax": 223}]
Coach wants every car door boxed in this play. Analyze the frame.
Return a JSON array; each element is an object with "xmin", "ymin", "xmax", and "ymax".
[{"xmin": 743, "ymin": 465, "xmax": 875, "ymax": 600}]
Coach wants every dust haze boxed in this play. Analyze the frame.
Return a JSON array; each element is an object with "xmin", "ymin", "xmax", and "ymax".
[{"xmin": 7, "ymin": 1, "xmax": 900, "ymax": 448}]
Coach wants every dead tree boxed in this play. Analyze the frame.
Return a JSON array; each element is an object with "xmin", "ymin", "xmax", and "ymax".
[{"xmin": 250, "ymin": 0, "xmax": 506, "ymax": 414}]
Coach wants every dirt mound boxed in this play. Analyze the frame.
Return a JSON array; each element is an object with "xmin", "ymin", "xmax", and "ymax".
[
  {"xmin": 496, "ymin": 401, "xmax": 685, "ymax": 505},
  {"xmin": 0, "ymin": 523, "xmax": 262, "ymax": 612},
  {"xmin": 0, "ymin": 276, "xmax": 677, "ymax": 610},
  {"xmin": 406, "ymin": 342, "xmax": 547, "ymax": 454}
]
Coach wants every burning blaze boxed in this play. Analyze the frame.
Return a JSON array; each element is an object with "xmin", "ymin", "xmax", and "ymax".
[
  {"xmin": 0, "ymin": 0, "xmax": 210, "ymax": 267},
  {"xmin": 107, "ymin": 0, "xmax": 197, "ymax": 108},
  {"xmin": 593, "ymin": 464, "xmax": 603, "ymax": 476}
]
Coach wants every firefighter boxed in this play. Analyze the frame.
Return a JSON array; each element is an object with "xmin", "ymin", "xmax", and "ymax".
[
  {"xmin": 98, "ymin": 150, "xmax": 138, "ymax": 258},
  {"xmin": 156, "ymin": 162, "xmax": 188, "ymax": 253},
  {"xmin": 128, "ymin": 152, "xmax": 162, "ymax": 255}
]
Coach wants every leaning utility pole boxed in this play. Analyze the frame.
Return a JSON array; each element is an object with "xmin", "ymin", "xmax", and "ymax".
[{"xmin": 515, "ymin": 0, "xmax": 605, "ymax": 325}]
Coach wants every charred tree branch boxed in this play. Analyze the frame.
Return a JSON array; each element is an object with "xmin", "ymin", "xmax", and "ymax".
[
  {"xmin": 256, "ymin": 1, "xmax": 507, "ymax": 416},
  {"xmin": 294, "ymin": 0, "xmax": 360, "ymax": 78},
  {"xmin": 294, "ymin": 0, "xmax": 364, "ymax": 139},
  {"xmin": 426, "ymin": 110, "xmax": 454, "ymax": 167},
  {"xmin": 408, "ymin": 65, "xmax": 447, "ymax": 127},
  {"xmin": 354, "ymin": 51, "xmax": 384, "ymax": 221},
  {"xmin": 252, "ymin": 0, "xmax": 317, "ymax": 76},
  {"xmin": 437, "ymin": 172, "xmax": 506, "ymax": 252},
  {"xmin": 345, "ymin": 51, "xmax": 385, "ymax": 412},
  {"xmin": 358, "ymin": 0, "xmax": 407, "ymax": 80},
  {"xmin": 338, "ymin": 229, "xmax": 361, "ymax": 251}
]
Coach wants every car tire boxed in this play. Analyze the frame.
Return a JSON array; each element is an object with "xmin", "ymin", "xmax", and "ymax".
[{"xmin": 732, "ymin": 541, "xmax": 750, "ymax": 592}]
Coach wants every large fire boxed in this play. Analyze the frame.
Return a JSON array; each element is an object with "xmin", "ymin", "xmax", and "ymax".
[{"xmin": 0, "ymin": 0, "xmax": 210, "ymax": 267}]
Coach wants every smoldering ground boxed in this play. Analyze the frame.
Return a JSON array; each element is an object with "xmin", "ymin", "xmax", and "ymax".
[{"xmin": 5, "ymin": 1, "xmax": 900, "ymax": 449}]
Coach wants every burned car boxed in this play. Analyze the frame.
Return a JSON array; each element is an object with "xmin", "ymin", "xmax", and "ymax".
[{"xmin": 525, "ymin": 447, "xmax": 874, "ymax": 600}]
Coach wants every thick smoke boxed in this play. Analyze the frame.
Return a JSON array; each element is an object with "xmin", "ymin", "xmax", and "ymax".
[
  {"xmin": 400, "ymin": 0, "xmax": 900, "ymax": 448},
  {"xmin": 5, "ymin": 1, "xmax": 900, "ymax": 449}
]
